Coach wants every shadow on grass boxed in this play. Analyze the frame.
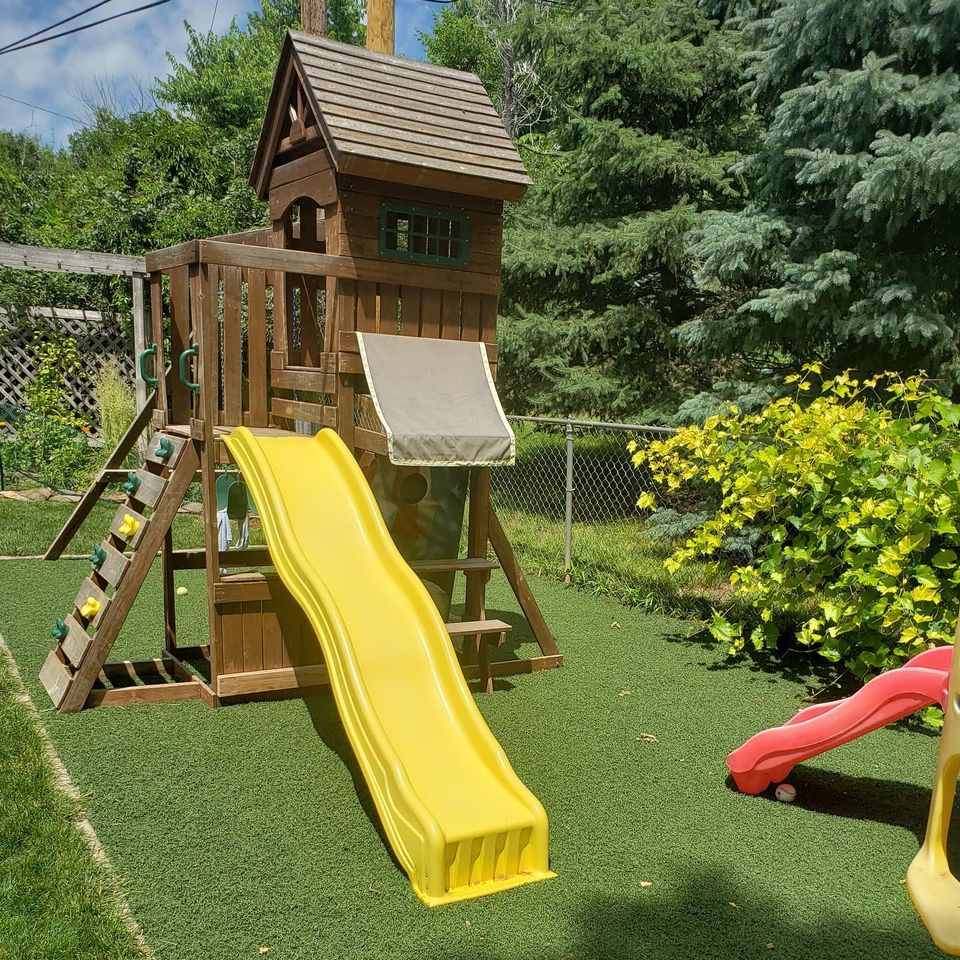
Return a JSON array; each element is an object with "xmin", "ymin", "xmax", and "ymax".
[
  {"xmin": 302, "ymin": 687, "xmax": 403, "ymax": 873},
  {"xmin": 726, "ymin": 767, "xmax": 936, "ymax": 844},
  {"xmin": 663, "ymin": 621, "xmax": 867, "ymax": 699},
  {"xmin": 431, "ymin": 865, "xmax": 939, "ymax": 960}
]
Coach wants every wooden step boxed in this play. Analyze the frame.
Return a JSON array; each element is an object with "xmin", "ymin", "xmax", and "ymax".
[
  {"xmin": 59, "ymin": 615, "xmax": 92, "ymax": 668},
  {"xmin": 446, "ymin": 619, "xmax": 511, "ymax": 640},
  {"xmin": 409, "ymin": 558, "xmax": 498, "ymax": 574},
  {"xmin": 109, "ymin": 505, "xmax": 148, "ymax": 550},
  {"xmin": 95, "ymin": 541, "xmax": 130, "ymax": 589},
  {"xmin": 126, "ymin": 468, "xmax": 167, "ymax": 509},
  {"xmin": 144, "ymin": 433, "xmax": 187, "ymax": 469},
  {"xmin": 74, "ymin": 578, "xmax": 110, "ymax": 629},
  {"xmin": 39, "ymin": 650, "xmax": 73, "ymax": 709}
]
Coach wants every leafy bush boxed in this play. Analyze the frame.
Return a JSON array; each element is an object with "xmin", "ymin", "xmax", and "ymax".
[
  {"xmin": 2, "ymin": 334, "xmax": 95, "ymax": 490},
  {"xmin": 93, "ymin": 360, "xmax": 136, "ymax": 451},
  {"xmin": 3, "ymin": 414, "xmax": 93, "ymax": 490},
  {"xmin": 633, "ymin": 367, "xmax": 960, "ymax": 677}
]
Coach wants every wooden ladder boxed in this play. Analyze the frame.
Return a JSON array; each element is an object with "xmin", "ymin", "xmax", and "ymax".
[{"xmin": 39, "ymin": 430, "xmax": 201, "ymax": 712}]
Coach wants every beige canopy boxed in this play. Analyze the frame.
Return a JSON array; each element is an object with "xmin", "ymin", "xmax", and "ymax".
[{"xmin": 356, "ymin": 333, "xmax": 515, "ymax": 467}]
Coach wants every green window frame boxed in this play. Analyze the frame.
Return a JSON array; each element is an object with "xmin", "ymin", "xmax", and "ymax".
[{"xmin": 378, "ymin": 202, "xmax": 471, "ymax": 266}]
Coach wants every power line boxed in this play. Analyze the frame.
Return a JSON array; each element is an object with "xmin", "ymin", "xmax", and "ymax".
[
  {"xmin": 0, "ymin": 1, "xmax": 120, "ymax": 55},
  {"xmin": 208, "ymin": 0, "xmax": 221, "ymax": 32},
  {"xmin": 0, "ymin": 0, "xmax": 175, "ymax": 57},
  {"xmin": 0, "ymin": 92, "xmax": 85, "ymax": 125}
]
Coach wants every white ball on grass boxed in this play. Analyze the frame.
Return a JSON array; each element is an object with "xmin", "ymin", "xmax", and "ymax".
[
  {"xmin": 774, "ymin": 783, "xmax": 797, "ymax": 803},
  {"xmin": 176, "ymin": 586, "xmax": 189, "ymax": 597}
]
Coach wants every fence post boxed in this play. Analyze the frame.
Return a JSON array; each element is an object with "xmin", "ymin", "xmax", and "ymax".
[{"xmin": 564, "ymin": 416, "xmax": 574, "ymax": 582}]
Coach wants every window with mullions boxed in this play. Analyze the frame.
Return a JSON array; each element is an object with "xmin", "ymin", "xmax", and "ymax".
[{"xmin": 379, "ymin": 203, "xmax": 470, "ymax": 266}]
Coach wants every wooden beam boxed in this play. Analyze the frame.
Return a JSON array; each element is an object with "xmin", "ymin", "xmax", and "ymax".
[
  {"xmin": 144, "ymin": 240, "xmax": 199, "ymax": 273},
  {"xmin": 131, "ymin": 277, "xmax": 148, "ymax": 444},
  {"xmin": 172, "ymin": 546, "xmax": 272, "ymax": 570},
  {"xmin": 366, "ymin": 0, "xmax": 394, "ymax": 54},
  {"xmin": 196, "ymin": 240, "xmax": 500, "ymax": 296},
  {"xmin": 218, "ymin": 663, "xmax": 330, "ymax": 698},
  {"xmin": 0, "ymin": 242, "xmax": 146, "ymax": 277},
  {"xmin": 44, "ymin": 398, "xmax": 156, "ymax": 560},
  {"xmin": 488, "ymin": 507, "xmax": 562, "ymax": 660},
  {"xmin": 460, "ymin": 654, "xmax": 563, "ymax": 682},
  {"xmin": 86, "ymin": 680, "xmax": 204, "ymax": 708},
  {"xmin": 301, "ymin": 0, "xmax": 327, "ymax": 35},
  {"xmin": 339, "ymin": 329, "xmax": 498, "ymax": 362}
]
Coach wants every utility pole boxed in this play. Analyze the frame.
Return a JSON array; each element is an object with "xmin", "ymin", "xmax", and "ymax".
[
  {"xmin": 366, "ymin": 0, "xmax": 394, "ymax": 54},
  {"xmin": 301, "ymin": 0, "xmax": 326, "ymax": 36}
]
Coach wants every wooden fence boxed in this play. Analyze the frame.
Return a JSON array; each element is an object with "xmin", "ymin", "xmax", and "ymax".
[
  {"xmin": 0, "ymin": 242, "xmax": 149, "ymax": 437},
  {"xmin": 0, "ymin": 307, "xmax": 133, "ymax": 434}
]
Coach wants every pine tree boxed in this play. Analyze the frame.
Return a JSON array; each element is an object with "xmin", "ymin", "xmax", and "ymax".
[
  {"xmin": 429, "ymin": 0, "xmax": 755, "ymax": 416},
  {"xmin": 687, "ymin": 0, "xmax": 960, "ymax": 382}
]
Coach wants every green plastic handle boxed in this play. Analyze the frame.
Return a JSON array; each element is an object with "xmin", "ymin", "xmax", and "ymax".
[
  {"xmin": 52, "ymin": 617, "xmax": 68, "ymax": 640},
  {"xmin": 155, "ymin": 437, "xmax": 174, "ymax": 459},
  {"xmin": 139, "ymin": 343, "xmax": 159, "ymax": 387},
  {"xmin": 89, "ymin": 543, "xmax": 107, "ymax": 567},
  {"xmin": 178, "ymin": 344, "xmax": 199, "ymax": 394}
]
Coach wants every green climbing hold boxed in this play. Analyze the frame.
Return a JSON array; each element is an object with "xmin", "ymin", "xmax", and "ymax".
[
  {"xmin": 122, "ymin": 470, "xmax": 141, "ymax": 495},
  {"xmin": 89, "ymin": 543, "xmax": 107, "ymax": 567},
  {"xmin": 155, "ymin": 437, "xmax": 174, "ymax": 459},
  {"xmin": 52, "ymin": 618, "xmax": 68, "ymax": 640}
]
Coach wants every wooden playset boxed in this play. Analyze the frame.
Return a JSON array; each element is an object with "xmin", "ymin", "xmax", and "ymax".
[{"xmin": 38, "ymin": 32, "xmax": 562, "ymax": 714}]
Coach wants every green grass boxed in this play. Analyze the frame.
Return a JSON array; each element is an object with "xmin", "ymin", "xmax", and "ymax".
[
  {"xmin": 0, "ymin": 643, "xmax": 142, "ymax": 960},
  {"xmin": 0, "ymin": 515, "xmax": 954, "ymax": 958},
  {"xmin": 0, "ymin": 498, "xmax": 223, "ymax": 556},
  {"xmin": 496, "ymin": 507, "xmax": 729, "ymax": 613}
]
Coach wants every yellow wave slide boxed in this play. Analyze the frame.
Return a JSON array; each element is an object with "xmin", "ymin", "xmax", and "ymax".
[{"xmin": 224, "ymin": 427, "xmax": 554, "ymax": 905}]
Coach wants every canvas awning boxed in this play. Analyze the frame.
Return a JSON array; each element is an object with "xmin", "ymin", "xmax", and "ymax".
[{"xmin": 356, "ymin": 333, "xmax": 515, "ymax": 467}]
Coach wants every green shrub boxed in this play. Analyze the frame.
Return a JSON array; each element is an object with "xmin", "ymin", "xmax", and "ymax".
[
  {"xmin": 633, "ymin": 367, "xmax": 960, "ymax": 677},
  {"xmin": 93, "ymin": 359, "xmax": 136, "ymax": 451},
  {"xmin": 3, "ymin": 333, "xmax": 95, "ymax": 489}
]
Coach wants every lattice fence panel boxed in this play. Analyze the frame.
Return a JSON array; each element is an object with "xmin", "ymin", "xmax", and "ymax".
[{"xmin": 0, "ymin": 307, "xmax": 133, "ymax": 436}]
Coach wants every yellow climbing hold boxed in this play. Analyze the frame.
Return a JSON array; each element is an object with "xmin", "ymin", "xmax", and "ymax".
[
  {"xmin": 118, "ymin": 514, "xmax": 140, "ymax": 538},
  {"xmin": 79, "ymin": 597, "xmax": 101, "ymax": 619}
]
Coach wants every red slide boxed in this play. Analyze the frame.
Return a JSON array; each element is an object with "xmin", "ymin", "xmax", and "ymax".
[{"xmin": 727, "ymin": 647, "xmax": 953, "ymax": 795}]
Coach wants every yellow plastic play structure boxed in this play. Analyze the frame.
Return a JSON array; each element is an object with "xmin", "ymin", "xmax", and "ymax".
[
  {"xmin": 909, "ymin": 632, "xmax": 960, "ymax": 954},
  {"xmin": 226, "ymin": 427, "xmax": 553, "ymax": 904}
]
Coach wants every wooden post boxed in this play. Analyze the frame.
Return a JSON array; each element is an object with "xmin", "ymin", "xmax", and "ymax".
[
  {"xmin": 463, "ymin": 467, "xmax": 491, "ymax": 664},
  {"xmin": 366, "ymin": 0, "xmax": 394, "ymax": 54},
  {"xmin": 301, "ymin": 0, "xmax": 326, "ymax": 35},
  {"xmin": 131, "ymin": 277, "xmax": 148, "ymax": 413},
  {"xmin": 131, "ymin": 276, "xmax": 148, "ymax": 456},
  {"xmin": 198, "ymin": 263, "xmax": 223, "ymax": 705}
]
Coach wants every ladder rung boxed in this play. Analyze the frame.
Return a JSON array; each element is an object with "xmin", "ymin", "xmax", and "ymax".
[
  {"xmin": 109, "ymin": 505, "xmax": 148, "ymax": 549},
  {"xmin": 74, "ymin": 578, "xmax": 110, "ymax": 629},
  {"xmin": 39, "ymin": 650, "xmax": 73, "ymax": 709},
  {"xmin": 59, "ymin": 615, "xmax": 92, "ymax": 668}
]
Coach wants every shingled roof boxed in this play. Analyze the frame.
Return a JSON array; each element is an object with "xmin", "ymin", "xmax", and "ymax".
[{"xmin": 250, "ymin": 32, "xmax": 531, "ymax": 203}]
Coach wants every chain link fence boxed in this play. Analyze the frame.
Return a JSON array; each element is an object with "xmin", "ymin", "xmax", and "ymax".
[{"xmin": 489, "ymin": 415, "xmax": 712, "ymax": 603}]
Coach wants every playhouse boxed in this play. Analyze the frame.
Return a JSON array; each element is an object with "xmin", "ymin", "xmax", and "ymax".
[
  {"xmin": 40, "ymin": 33, "xmax": 560, "ymax": 712},
  {"xmin": 36, "ymin": 33, "xmax": 561, "ymax": 906}
]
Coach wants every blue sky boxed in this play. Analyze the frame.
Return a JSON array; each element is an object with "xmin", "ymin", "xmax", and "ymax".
[{"xmin": 0, "ymin": 0, "xmax": 433, "ymax": 145}]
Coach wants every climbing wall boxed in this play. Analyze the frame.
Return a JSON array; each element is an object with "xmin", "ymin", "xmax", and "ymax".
[{"xmin": 39, "ymin": 432, "xmax": 199, "ymax": 712}]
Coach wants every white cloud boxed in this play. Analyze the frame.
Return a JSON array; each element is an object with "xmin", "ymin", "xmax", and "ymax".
[{"xmin": 0, "ymin": 0, "xmax": 433, "ymax": 146}]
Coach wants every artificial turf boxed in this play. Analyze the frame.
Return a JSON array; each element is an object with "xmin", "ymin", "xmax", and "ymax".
[{"xmin": 0, "ymin": 537, "xmax": 955, "ymax": 960}]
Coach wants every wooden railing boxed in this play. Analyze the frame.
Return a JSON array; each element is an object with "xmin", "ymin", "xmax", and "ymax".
[{"xmin": 144, "ymin": 233, "xmax": 501, "ymax": 435}]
